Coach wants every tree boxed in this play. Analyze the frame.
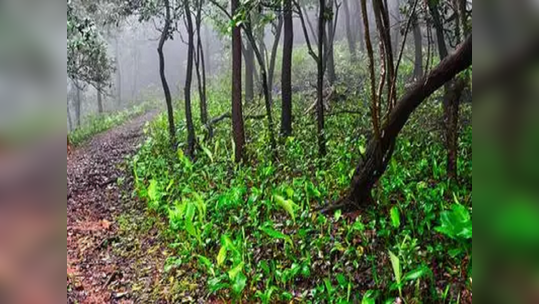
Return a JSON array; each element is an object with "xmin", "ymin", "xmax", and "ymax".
[
  {"xmin": 183, "ymin": 0, "xmax": 197, "ymax": 157},
  {"xmin": 231, "ymin": 0, "xmax": 246, "ymax": 162},
  {"xmin": 157, "ymin": 0, "xmax": 177, "ymax": 148},
  {"xmin": 342, "ymin": 0, "xmax": 357, "ymax": 62},
  {"xmin": 412, "ymin": 12, "xmax": 423, "ymax": 80},
  {"xmin": 244, "ymin": 40, "xmax": 256, "ymax": 103},
  {"xmin": 280, "ymin": 0, "xmax": 294, "ymax": 136},
  {"xmin": 322, "ymin": 35, "xmax": 472, "ymax": 213},
  {"xmin": 194, "ymin": 0, "xmax": 211, "ymax": 138}
]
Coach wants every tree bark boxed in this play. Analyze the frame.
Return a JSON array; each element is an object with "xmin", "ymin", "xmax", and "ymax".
[
  {"xmin": 412, "ymin": 15, "xmax": 423, "ymax": 80},
  {"xmin": 268, "ymin": 15, "xmax": 284, "ymax": 105},
  {"xmin": 195, "ymin": 0, "xmax": 210, "ymax": 138},
  {"xmin": 97, "ymin": 84, "xmax": 104, "ymax": 113},
  {"xmin": 323, "ymin": 35, "xmax": 472, "ymax": 213},
  {"xmin": 184, "ymin": 0, "xmax": 197, "ymax": 158},
  {"xmin": 74, "ymin": 81, "xmax": 82, "ymax": 127},
  {"xmin": 343, "ymin": 0, "xmax": 357, "ymax": 62},
  {"xmin": 232, "ymin": 0, "xmax": 245, "ymax": 163},
  {"xmin": 280, "ymin": 0, "xmax": 294, "ymax": 137},
  {"xmin": 67, "ymin": 100, "xmax": 73, "ymax": 132},
  {"xmin": 158, "ymin": 0, "xmax": 176, "ymax": 148},
  {"xmin": 244, "ymin": 40, "xmax": 255, "ymax": 103},
  {"xmin": 325, "ymin": 0, "xmax": 336, "ymax": 85},
  {"xmin": 317, "ymin": 0, "xmax": 327, "ymax": 157}
]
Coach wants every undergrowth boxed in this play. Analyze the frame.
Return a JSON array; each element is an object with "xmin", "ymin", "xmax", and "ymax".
[{"xmin": 129, "ymin": 80, "xmax": 472, "ymax": 303}]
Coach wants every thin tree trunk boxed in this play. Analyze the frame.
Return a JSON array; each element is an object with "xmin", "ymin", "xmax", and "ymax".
[
  {"xmin": 352, "ymin": 0, "xmax": 365, "ymax": 52},
  {"xmin": 184, "ymin": 0, "xmax": 197, "ymax": 158},
  {"xmin": 322, "ymin": 35, "xmax": 472, "ymax": 212},
  {"xmin": 325, "ymin": 0, "xmax": 336, "ymax": 85},
  {"xmin": 115, "ymin": 37, "xmax": 122, "ymax": 108},
  {"xmin": 158, "ymin": 0, "xmax": 176, "ymax": 148},
  {"xmin": 317, "ymin": 0, "xmax": 327, "ymax": 157},
  {"xmin": 67, "ymin": 100, "xmax": 73, "ymax": 132},
  {"xmin": 280, "ymin": 0, "xmax": 294, "ymax": 136},
  {"xmin": 195, "ymin": 0, "xmax": 210, "ymax": 138},
  {"xmin": 232, "ymin": 0, "xmax": 245, "ymax": 162},
  {"xmin": 343, "ymin": 0, "xmax": 357, "ymax": 62},
  {"xmin": 97, "ymin": 84, "xmax": 103, "ymax": 113},
  {"xmin": 74, "ymin": 81, "xmax": 82, "ymax": 127},
  {"xmin": 244, "ymin": 41, "xmax": 255, "ymax": 103},
  {"xmin": 412, "ymin": 15, "xmax": 423, "ymax": 80},
  {"xmin": 268, "ymin": 15, "xmax": 284, "ymax": 105}
]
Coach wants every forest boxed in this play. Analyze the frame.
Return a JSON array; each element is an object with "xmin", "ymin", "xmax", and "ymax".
[{"xmin": 67, "ymin": 0, "xmax": 473, "ymax": 302}]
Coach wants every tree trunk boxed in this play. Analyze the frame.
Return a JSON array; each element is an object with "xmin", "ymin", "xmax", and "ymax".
[
  {"xmin": 280, "ymin": 0, "xmax": 294, "ymax": 137},
  {"xmin": 97, "ymin": 84, "xmax": 103, "ymax": 113},
  {"xmin": 325, "ymin": 0, "xmax": 336, "ymax": 85},
  {"xmin": 268, "ymin": 15, "xmax": 284, "ymax": 105},
  {"xmin": 412, "ymin": 15, "xmax": 423, "ymax": 80},
  {"xmin": 67, "ymin": 100, "xmax": 73, "ymax": 132},
  {"xmin": 244, "ymin": 27, "xmax": 278, "ymax": 159},
  {"xmin": 195, "ymin": 0, "xmax": 210, "ymax": 138},
  {"xmin": 158, "ymin": 0, "xmax": 176, "ymax": 148},
  {"xmin": 74, "ymin": 81, "xmax": 81, "ymax": 127},
  {"xmin": 244, "ymin": 40, "xmax": 255, "ymax": 103},
  {"xmin": 429, "ymin": 1, "xmax": 460, "ymax": 180},
  {"xmin": 373, "ymin": 0, "xmax": 396, "ymax": 107},
  {"xmin": 184, "ymin": 0, "xmax": 197, "ymax": 158},
  {"xmin": 115, "ymin": 37, "xmax": 122, "ymax": 108},
  {"xmin": 343, "ymin": 0, "xmax": 357, "ymax": 62},
  {"xmin": 352, "ymin": 0, "xmax": 365, "ymax": 52},
  {"xmin": 317, "ymin": 0, "xmax": 327, "ymax": 157},
  {"xmin": 232, "ymin": 0, "xmax": 245, "ymax": 163},
  {"xmin": 323, "ymin": 35, "xmax": 472, "ymax": 212}
]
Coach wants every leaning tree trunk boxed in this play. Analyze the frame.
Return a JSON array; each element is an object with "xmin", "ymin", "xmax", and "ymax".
[
  {"xmin": 184, "ymin": 0, "xmax": 197, "ymax": 158},
  {"xmin": 323, "ymin": 35, "xmax": 472, "ymax": 213},
  {"xmin": 158, "ymin": 0, "xmax": 176, "ymax": 148},
  {"xmin": 232, "ymin": 0, "xmax": 245, "ymax": 163},
  {"xmin": 280, "ymin": 0, "xmax": 294, "ymax": 137}
]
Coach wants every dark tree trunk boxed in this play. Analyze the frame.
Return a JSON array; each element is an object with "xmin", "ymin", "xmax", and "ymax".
[
  {"xmin": 343, "ymin": 0, "xmax": 357, "ymax": 62},
  {"xmin": 184, "ymin": 0, "xmax": 197, "ymax": 158},
  {"xmin": 373, "ymin": 0, "xmax": 396, "ymax": 106},
  {"xmin": 325, "ymin": 0, "xmax": 336, "ymax": 85},
  {"xmin": 244, "ymin": 40, "xmax": 255, "ymax": 103},
  {"xmin": 280, "ymin": 0, "xmax": 294, "ymax": 137},
  {"xmin": 268, "ymin": 15, "xmax": 284, "ymax": 105},
  {"xmin": 195, "ymin": 0, "xmax": 210, "ymax": 138},
  {"xmin": 317, "ymin": 0, "xmax": 327, "ymax": 157},
  {"xmin": 232, "ymin": 0, "xmax": 245, "ymax": 163},
  {"xmin": 97, "ymin": 84, "xmax": 103, "ymax": 113},
  {"xmin": 429, "ymin": 1, "xmax": 461, "ymax": 180},
  {"xmin": 323, "ymin": 35, "xmax": 472, "ymax": 212},
  {"xmin": 412, "ymin": 15, "xmax": 423, "ymax": 80},
  {"xmin": 158, "ymin": 0, "xmax": 176, "ymax": 148}
]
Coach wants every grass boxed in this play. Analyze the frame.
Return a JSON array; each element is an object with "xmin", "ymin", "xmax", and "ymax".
[{"xmin": 128, "ymin": 78, "xmax": 472, "ymax": 303}]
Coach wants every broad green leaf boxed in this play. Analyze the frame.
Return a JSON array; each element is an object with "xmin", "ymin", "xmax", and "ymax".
[
  {"xmin": 388, "ymin": 250, "xmax": 401, "ymax": 285},
  {"xmin": 259, "ymin": 227, "xmax": 293, "ymax": 247},
  {"xmin": 403, "ymin": 266, "xmax": 432, "ymax": 281},
  {"xmin": 147, "ymin": 179, "xmax": 159, "ymax": 201},
  {"xmin": 390, "ymin": 206, "xmax": 401, "ymax": 228},
  {"xmin": 228, "ymin": 261, "xmax": 244, "ymax": 280},
  {"xmin": 335, "ymin": 209, "xmax": 342, "ymax": 222},
  {"xmin": 217, "ymin": 246, "xmax": 227, "ymax": 267},
  {"xmin": 274, "ymin": 194, "xmax": 298, "ymax": 222},
  {"xmin": 361, "ymin": 290, "xmax": 376, "ymax": 304},
  {"xmin": 232, "ymin": 271, "xmax": 247, "ymax": 295},
  {"xmin": 198, "ymin": 255, "xmax": 215, "ymax": 276},
  {"xmin": 202, "ymin": 145, "xmax": 214, "ymax": 162}
]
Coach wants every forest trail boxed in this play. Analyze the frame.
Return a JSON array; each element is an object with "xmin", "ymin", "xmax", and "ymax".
[{"xmin": 67, "ymin": 111, "xmax": 160, "ymax": 304}]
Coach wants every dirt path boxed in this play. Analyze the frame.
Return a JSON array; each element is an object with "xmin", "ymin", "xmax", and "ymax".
[{"xmin": 67, "ymin": 111, "xmax": 162, "ymax": 304}]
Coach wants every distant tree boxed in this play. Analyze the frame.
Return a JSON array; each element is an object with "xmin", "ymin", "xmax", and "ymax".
[
  {"xmin": 194, "ymin": 0, "xmax": 210, "ymax": 138},
  {"xmin": 342, "ymin": 0, "xmax": 357, "ymax": 62},
  {"xmin": 183, "ymin": 0, "xmax": 197, "ymax": 157}
]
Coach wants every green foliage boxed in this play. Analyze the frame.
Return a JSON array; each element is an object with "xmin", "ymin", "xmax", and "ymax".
[{"xmin": 130, "ymin": 67, "xmax": 472, "ymax": 302}]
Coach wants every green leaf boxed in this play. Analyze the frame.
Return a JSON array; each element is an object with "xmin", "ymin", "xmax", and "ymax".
[
  {"xmin": 390, "ymin": 206, "xmax": 401, "ymax": 228},
  {"xmin": 403, "ymin": 266, "xmax": 432, "ymax": 281},
  {"xmin": 217, "ymin": 246, "xmax": 227, "ymax": 267},
  {"xmin": 259, "ymin": 227, "xmax": 293, "ymax": 247},
  {"xmin": 185, "ymin": 203, "xmax": 200, "ymax": 242},
  {"xmin": 361, "ymin": 290, "xmax": 376, "ymax": 304},
  {"xmin": 232, "ymin": 272, "xmax": 247, "ymax": 295},
  {"xmin": 228, "ymin": 261, "xmax": 244, "ymax": 280},
  {"xmin": 202, "ymin": 145, "xmax": 214, "ymax": 162},
  {"xmin": 388, "ymin": 250, "xmax": 401, "ymax": 285},
  {"xmin": 274, "ymin": 194, "xmax": 298, "ymax": 222},
  {"xmin": 198, "ymin": 255, "xmax": 215, "ymax": 276}
]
